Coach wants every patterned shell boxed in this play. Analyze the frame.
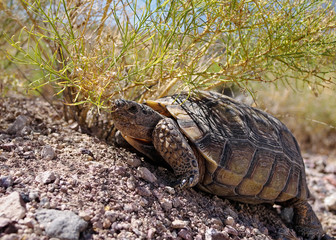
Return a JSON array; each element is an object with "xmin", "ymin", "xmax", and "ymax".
[{"xmin": 146, "ymin": 91, "xmax": 309, "ymax": 204}]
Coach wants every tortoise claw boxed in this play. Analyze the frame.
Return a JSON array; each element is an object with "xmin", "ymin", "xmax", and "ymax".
[
  {"xmin": 173, "ymin": 174, "xmax": 197, "ymax": 189},
  {"xmin": 179, "ymin": 178, "xmax": 189, "ymax": 189}
]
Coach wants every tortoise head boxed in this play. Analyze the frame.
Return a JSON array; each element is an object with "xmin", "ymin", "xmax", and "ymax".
[{"xmin": 111, "ymin": 99, "xmax": 163, "ymax": 141}]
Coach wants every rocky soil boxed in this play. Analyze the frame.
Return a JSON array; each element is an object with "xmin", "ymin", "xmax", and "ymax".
[{"xmin": 0, "ymin": 96, "xmax": 335, "ymax": 240}]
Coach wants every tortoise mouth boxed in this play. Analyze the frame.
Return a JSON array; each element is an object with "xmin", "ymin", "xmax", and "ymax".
[{"xmin": 122, "ymin": 134, "xmax": 152, "ymax": 145}]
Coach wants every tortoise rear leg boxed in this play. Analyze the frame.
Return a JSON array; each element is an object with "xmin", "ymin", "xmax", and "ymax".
[
  {"xmin": 291, "ymin": 199, "xmax": 324, "ymax": 240},
  {"xmin": 152, "ymin": 118, "xmax": 200, "ymax": 188}
]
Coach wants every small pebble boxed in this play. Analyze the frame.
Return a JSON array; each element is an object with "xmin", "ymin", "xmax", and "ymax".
[
  {"xmin": 41, "ymin": 145, "xmax": 56, "ymax": 160},
  {"xmin": 127, "ymin": 157, "xmax": 141, "ymax": 167},
  {"xmin": 252, "ymin": 228, "xmax": 262, "ymax": 235},
  {"xmin": 60, "ymin": 186, "xmax": 68, "ymax": 193},
  {"xmin": 103, "ymin": 218, "xmax": 112, "ymax": 229},
  {"xmin": 261, "ymin": 227, "xmax": 268, "ymax": 235},
  {"xmin": 324, "ymin": 192, "xmax": 336, "ymax": 211},
  {"xmin": 160, "ymin": 199, "xmax": 173, "ymax": 211},
  {"xmin": 0, "ymin": 192, "xmax": 26, "ymax": 221},
  {"xmin": 0, "ymin": 175, "xmax": 14, "ymax": 188},
  {"xmin": 6, "ymin": 115, "xmax": 29, "ymax": 135},
  {"xmin": 115, "ymin": 166, "xmax": 127, "ymax": 176},
  {"xmin": 211, "ymin": 217, "xmax": 223, "ymax": 226},
  {"xmin": 0, "ymin": 143, "xmax": 16, "ymax": 151},
  {"xmin": 69, "ymin": 122, "xmax": 79, "ymax": 130},
  {"xmin": 224, "ymin": 216, "xmax": 235, "ymax": 226},
  {"xmin": 79, "ymin": 210, "xmax": 92, "ymax": 221},
  {"xmin": 0, "ymin": 233, "xmax": 20, "ymax": 240},
  {"xmin": 205, "ymin": 228, "xmax": 229, "ymax": 240},
  {"xmin": 139, "ymin": 198, "xmax": 148, "ymax": 206},
  {"xmin": 80, "ymin": 148, "xmax": 95, "ymax": 158},
  {"xmin": 178, "ymin": 229, "xmax": 193, "ymax": 240},
  {"xmin": 325, "ymin": 174, "xmax": 336, "ymax": 187},
  {"xmin": 18, "ymin": 217, "xmax": 35, "ymax": 228},
  {"xmin": 147, "ymin": 228, "xmax": 156, "ymax": 239},
  {"xmin": 224, "ymin": 225, "xmax": 238, "ymax": 236},
  {"xmin": 92, "ymin": 220, "xmax": 103, "ymax": 229},
  {"xmin": 195, "ymin": 234, "xmax": 203, "ymax": 240},
  {"xmin": 35, "ymin": 171, "xmax": 56, "ymax": 184},
  {"xmin": 105, "ymin": 211, "xmax": 117, "ymax": 222},
  {"xmin": 28, "ymin": 191, "xmax": 39, "ymax": 201},
  {"xmin": 164, "ymin": 186, "xmax": 175, "ymax": 194},
  {"xmin": 123, "ymin": 203, "xmax": 136, "ymax": 213},
  {"xmin": 137, "ymin": 167, "xmax": 157, "ymax": 183},
  {"xmin": 171, "ymin": 219, "xmax": 189, "ymax": 229},
  {"xmin": 126, "ymin": 178, "xmax": 136, "ymax": 190},
  {"xmin": 172, "ymin": 198, "xmax": 182, "ymax": 208}
]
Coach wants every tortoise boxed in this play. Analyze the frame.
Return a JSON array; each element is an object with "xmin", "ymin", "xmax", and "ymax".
[{"xmin": 110, "ymin": 91, "xmax": 324, "ymax": 239}]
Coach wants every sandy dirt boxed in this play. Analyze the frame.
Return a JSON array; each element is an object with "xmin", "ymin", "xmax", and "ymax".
[{"xmin": 0, "ymin": 96, "xmax": 335, "ymax": 240}]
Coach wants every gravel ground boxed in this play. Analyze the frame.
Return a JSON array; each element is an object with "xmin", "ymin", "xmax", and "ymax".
[{"xmin": 0, "ymin": 96, "xmax": 335, "ymax": 240}]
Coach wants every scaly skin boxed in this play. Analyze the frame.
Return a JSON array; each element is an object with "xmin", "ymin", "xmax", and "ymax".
[
  {"xmin": 291, "ymin": 199, "xmax": 324, "ymax": 240},
  {"xmin": 152, "ymin": 118, "xmax": 199, "ymax": 188}
]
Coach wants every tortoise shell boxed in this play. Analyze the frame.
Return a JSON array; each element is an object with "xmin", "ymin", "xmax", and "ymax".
[{"xmin": 146, "ymin": 91, "xmax": 309, "ymax": 204}]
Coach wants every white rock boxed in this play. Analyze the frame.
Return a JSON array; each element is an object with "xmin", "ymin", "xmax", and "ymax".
[
  {"xmin": 171, "ymin": 219, "xmax": 189, "ymax": 229},
  {"xmin": 324, "ymin": 192, "xmax": 336, "ymax": 211},
  {"xmin": 0, "ymin": 192, "xmax": 26, "ymax": 221},
  {"xmin": 0, "ymin": 217, "xmax": 11, "ymax": 228},
  {"xmin": 224, "ymin": 216, "xmax": 235, "ymax": 226},
  {"xmin": 35, "ymin": 171, "xmax": 56, "ymax": 184},
  {"xmin": 164, "ymin": 186, "xmax": 175, "ymax": 194}
]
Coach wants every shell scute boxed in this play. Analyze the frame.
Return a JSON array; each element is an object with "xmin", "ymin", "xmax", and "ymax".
[
  {"xmin": 279, "ymin": 128, "xmax": 302, "ymax": 164},
  {"xmin": 215, "ymin": 104, "xmax": 248, "ymax": 138},
  {"xmin": 215, "ymin": 140, "xmax": 255, "ymax": 186},
  {"xmin": 244, "ymin": 109, "xmax": 281, "ymax": 150},
  {"xmin": 276, "ymin": 165, "xmax": 300, "ymax": 202},
  {"xmin": 258, "ymin": 154, "xmax": 291, "ymax": 200},
  {"xmin": 236, "ymin": 149, "xmax": 274, "ymax": 196}
]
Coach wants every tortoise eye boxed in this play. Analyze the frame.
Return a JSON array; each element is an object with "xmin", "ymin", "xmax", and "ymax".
[{"xmin": 128, "ymin": 105, "xmax": 138, "ymax": 114}]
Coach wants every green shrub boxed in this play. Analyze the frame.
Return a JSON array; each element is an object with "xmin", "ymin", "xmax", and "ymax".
[{"xmin": 2, "ymin": 0, "xmax": 335, "ymax": 143}]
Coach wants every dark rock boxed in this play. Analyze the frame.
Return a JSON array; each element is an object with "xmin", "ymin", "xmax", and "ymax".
[
  {"xmin": 0, "ymin": 143, "xmax": 16, "ymax": 152},
  {"xmin": 6, "ymin": 115, "xmax": 30, "ymax": 135},
  {"xmin": 36, "ymin": 209, "xmax": 88, "ymax": 240},
  {"xmin": 0, "ymin": 176, "xmax": 14, "ymax": 188},
  {"xmin": 80, "ymin": 148, "xmax": 95, "ymax": 159}
]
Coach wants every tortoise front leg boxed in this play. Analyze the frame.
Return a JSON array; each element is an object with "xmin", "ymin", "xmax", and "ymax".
[{"xmin": 152, "ymin": 118, "xmax": 200, "ymax": 188}]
